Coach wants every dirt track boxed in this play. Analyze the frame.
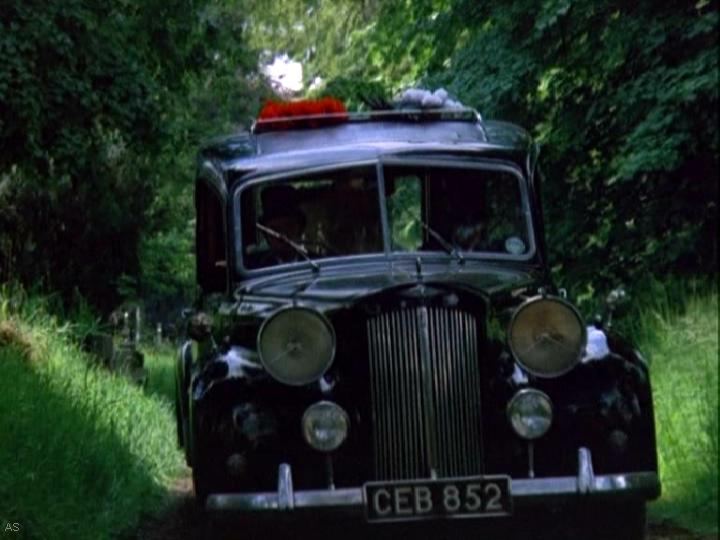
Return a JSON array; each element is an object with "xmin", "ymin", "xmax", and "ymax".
[{"xmin": 127, "ymin": 475, "xmax": 717, "ymax": 540}]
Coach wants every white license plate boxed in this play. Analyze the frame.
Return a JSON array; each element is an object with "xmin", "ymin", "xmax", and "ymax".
[{"xmin": 364, "ymin": 476, "xmax": 512, "ymax": 522}]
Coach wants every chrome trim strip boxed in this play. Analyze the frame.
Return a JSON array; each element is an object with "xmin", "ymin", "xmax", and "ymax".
[
  {"xmin": 367, "ymin": 319, "xmax": 379, "ymax": 478},
  {"xmin": 408, "ymin": 309, "xmax": 425, "ymax": 477},
  {"xmin": 398, "ymin": 310, "xmax": 410, "ymax": 479},
  {"xmin": 206, "ymin": 472, "xmax": 661, "ymax": 512},
  {"xmin": 417, "ymin": 305, "xmax": 439, "ymax": 478},
  {"xmin": 577, "ymin": 447, "xmax": 595, "ymax": 494},
  {"xmin": 293, "ymin": 488, "xmax": 364, "ymax": 507},
  {"xmin": 466, "ymin": 310, "xmax": 483, "ymax": 472},
  {"xmin": 278, "ymin": 463, "xmax": 294, "ymax": 510}
]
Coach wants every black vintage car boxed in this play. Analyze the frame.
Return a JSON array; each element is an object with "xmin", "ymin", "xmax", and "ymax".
[{"xmin": 175, "ymin": 102, "xmax": 660, "ymax": 539}]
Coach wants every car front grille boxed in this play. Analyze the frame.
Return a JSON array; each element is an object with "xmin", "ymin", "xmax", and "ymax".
[{"xmin": 367, "ymin": 306, "xmax": 483, "ymax": 480}]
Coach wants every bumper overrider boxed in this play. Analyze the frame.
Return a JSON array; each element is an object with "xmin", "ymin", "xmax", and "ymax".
[{"xmin": 206, "ymin": 448, "xmax": 660, "ymax": 514}]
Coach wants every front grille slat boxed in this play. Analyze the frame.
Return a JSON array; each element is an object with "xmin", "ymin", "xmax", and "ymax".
[
  {"xmin": 394, "ymin": 312, "xmax": 407, "ymax": 479},
  {"xmin": 400, "ymin": 312, "xmax": 408, "ymax": 477},
  {"xmin": 459, "ymin": 312, "xmax": 472, "ymax": 474},
  {"xmin": 467, "ymin": 311, "xmax": 483, "ymax": 472},
  {"xmin": 448, "ymin": 311, "xmax": 456, "ymax": 473},
  {"xmin": 452, "ymin": 310, "xmax": 465, "ymax": 475},
  {"xmin": 449, "ymin": 310, "xmax": 460, "ymax": 475},
  {"xmin": 402, "ymin": 310, "xmax": 418, "ymax": 478},
  {"xmin": 409, "ymin": 310, "xmax": 426, "ymax": 477},
  {"xmin": 459, "ymin": 310, "xmax": 475, "ymax": 473},
  {"xmin": 385, "ymin": 316, "xmax": 394, "ymax": 478},
  {"xmin": 386, "ymin": 313, "xmax": 396, "ymax": 479},
  {"xmin": 459, "ymin": 311, "xmax": 471, "ymax": 474},
  {"xmin": 438, "ymin": 309, "xmax": 455, "ymax": 474},
  {"xmin": 367, "ymin": 318, "xmax": 379, "ymax": 478},
  {"xmin": 368, "ymin": 306, "xmax": 483, "ymax": 480}
]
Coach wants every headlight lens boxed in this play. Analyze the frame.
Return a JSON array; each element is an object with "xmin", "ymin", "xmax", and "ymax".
[
  {"xmin": 508, "ymin": 296, "xmax": 586, "ymax": 377},
  {"xmin": 257, "ymin": 307, "xmax": 335, "ymax": 386},
  {"xmin": 302, "ymin": 401, "xmax": 349, "ymax": 452},
  {"xmin": 507, "ymin": 389, "xmax": 553, "ymax": 440}
]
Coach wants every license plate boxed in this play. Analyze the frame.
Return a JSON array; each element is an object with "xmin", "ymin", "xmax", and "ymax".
[{"xmin": 364, "ymin": 476, "xmax": 512, "ymax": 522}]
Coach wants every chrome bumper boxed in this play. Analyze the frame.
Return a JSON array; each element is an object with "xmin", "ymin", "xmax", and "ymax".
[{"xmin": 206, "ymin": 448, "xmax": 660, "ymax": 513}]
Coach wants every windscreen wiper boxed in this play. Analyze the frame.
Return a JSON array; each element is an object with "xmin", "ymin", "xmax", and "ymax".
[
  {"xmin": 417, "ymin": 219, "xmax": 465, "ymax": 265},
  {"xmin": 256, "ymin": 222, "xmax": 320, "ymax": 272}
]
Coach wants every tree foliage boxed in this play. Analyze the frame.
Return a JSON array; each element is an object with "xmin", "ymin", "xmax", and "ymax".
[
  {"xmin": 437, "ymin": 0, "xmax": 719, "ymax": 291},
  {"xmin": 244, "ymin": 0, "xmax": 380, "ymax": 88},
  {"xmin": 0, "ymin": 0, "xmax": 267, "ymax": 312},
  {"xmin": 1, "ymin": 0, "xmax": 716, "ymax": 315},
  {"xmin": 250, "ymin": 0, "xmax": 718, "ymax": 291}
]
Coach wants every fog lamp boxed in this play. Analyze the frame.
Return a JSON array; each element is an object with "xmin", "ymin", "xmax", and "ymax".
[
  {"xmin": 302, "ymin": 401, "xmax": 349, "ymax": 452},
  {"xmin": 507, "ymin": 389, "xmax": 553, "ymax": 440}
]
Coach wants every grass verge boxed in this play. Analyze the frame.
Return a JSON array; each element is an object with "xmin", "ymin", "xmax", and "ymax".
[
  {"xmin": 144, "ymin": 345, "xmax": 178, "ymax": 406},
  {"xmin": 636, "ymin": 285, "xmax": 718, "ymax": 534},
  {"xmin": 0, "ymin": 291, "xmax": 184, "ymax": 540}
]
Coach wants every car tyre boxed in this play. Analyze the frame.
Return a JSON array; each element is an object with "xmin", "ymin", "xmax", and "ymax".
[
  {"xmin": 191, "ymin": 431, "xmax": 228, "ymax": 511},
  {"xmin": 192, "ymin": 461, "xmax": 210, "ymax": 510},
  {"xmin": 174, "ymin": 388, "xmax": 184, "ymax": 447}
]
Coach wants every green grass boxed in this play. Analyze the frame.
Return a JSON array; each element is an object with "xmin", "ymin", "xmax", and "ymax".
[
  {"xmin": 144, "ymin": 345, "xmax": 178, "ymax": 406},
  {"xmin": 635, "ymin": 285, "xmax": 718, "ymax": 534},
  {"xmin": 0, "ymin": 292, "xmax": 184, "ymax": 540}
]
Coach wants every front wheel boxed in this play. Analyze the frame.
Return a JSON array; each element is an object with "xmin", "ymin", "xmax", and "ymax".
[
  {"xmin": 189, "ymin": 417, "xmax": 217, "ymax": 509},
  {"xmin": 192, "ymin": 460, "xmax": 212, "ymax": 510},
  {"xmin": 191, "ymin": 442, "xmax": 226, "ymax": 510},
  {"xmin": 190, "ymin": 422, "xmax": 232, "ymax": 510}
]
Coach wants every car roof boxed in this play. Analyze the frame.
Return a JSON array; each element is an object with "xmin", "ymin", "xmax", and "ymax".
[{"xmin": 198, "ymin": 110, "xmax": 534, "ymax": 187}]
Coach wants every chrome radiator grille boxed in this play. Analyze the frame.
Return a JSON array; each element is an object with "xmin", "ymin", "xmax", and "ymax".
[{"xmin": 367, "ymin": 307, "xmax": 483, "ymax": 480}]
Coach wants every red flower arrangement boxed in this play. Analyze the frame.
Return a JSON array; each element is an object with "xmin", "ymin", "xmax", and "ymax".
[{"xmin": 256, "ymin": 97, "xmax": 348, "ymax": 131}]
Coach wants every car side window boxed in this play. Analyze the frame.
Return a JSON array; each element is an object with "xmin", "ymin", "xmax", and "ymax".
[{"xmin": 196, "ymin": 180, "xmax": 227, "ymax": 292}]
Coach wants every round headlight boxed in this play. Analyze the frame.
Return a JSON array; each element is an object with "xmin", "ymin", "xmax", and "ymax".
[
  {"xmin": 302, "ymin": 401, "xmax": 350, "ymax": 452},
  {"xmin": 258, "ymin": 307, "xmax": 335, "ymax": 386},
  {"xmin": 508, "ymin": 296, "xmax": 586, "ymax": 377},
  {"xmin": 507, "ymin": 389, "xmax": 553, "ymax": 440}
]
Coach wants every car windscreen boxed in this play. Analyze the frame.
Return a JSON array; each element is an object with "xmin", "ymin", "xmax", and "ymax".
[
  {"xmin": 239, "ymin": 166, "xmax": 382, "ymax": 269},
  {"xmin": 384, "ymin": 164, "xmax": 531, "ymax": 257}
]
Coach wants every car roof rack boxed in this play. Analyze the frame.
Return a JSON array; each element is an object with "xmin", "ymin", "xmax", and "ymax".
[{"xmin": 252, "ymin": 107, "xmax": 482, "ymax": 134}]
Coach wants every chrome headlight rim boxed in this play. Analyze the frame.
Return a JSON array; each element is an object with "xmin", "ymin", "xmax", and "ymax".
[
  {"xmin": 507, "ymin": 294, "xmax": 587, "ymax": 378},
  {"xmin": 506, "ymin": 388, "xmax": 553, "ymax": 440},
  {"xmin": 301, "ymin": 400, "xmax": 350, "ymax": 452},
  {"xmin": 257, "ymin": 306, "xmax": 336, "ymax": 386}
]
